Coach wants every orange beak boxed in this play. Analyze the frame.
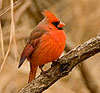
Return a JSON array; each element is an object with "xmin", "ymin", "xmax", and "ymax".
[{"xmin": 57, "ymin": 21, "xmax": 65, "ymax": 28}]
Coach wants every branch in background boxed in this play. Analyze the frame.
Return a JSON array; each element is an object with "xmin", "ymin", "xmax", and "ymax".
[
  {"xmin": 15, "ymin": 0, "xmax": 31, "ymax": 23},
  {"xmin": 27, "ymin": 0, "xmax": 44, "ymax": 24},
  {"xmin": 0, "ymin": 0, "xmax": 15, "ymax": 74},
  {"xmin": 0, "ymin": 22, "xmax": 4, "ymax": 58},
  {"xmin": 0, "ymin": 0, "xmax": 23, "ymax": 17},
  {"xmin": 0, "ymin": 0, "xmax": 4, "ymax": 59},
  {"xmin": 19, "ymin": 35, "xmax": 100, "ymax": 93},
  {"xmin": 10, "ymin": 0, "xmax": 18, "ymax": 63}
]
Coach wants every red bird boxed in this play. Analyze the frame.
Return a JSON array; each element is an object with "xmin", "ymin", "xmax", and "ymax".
[{"xmin": 18, "ymin": 10, "xmax": 66, "ymax": 83}]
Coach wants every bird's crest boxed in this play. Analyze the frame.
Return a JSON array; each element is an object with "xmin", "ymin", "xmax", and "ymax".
[{"xmin": 42, "ymin": 9, "xmax": 59, "ymax": 22}]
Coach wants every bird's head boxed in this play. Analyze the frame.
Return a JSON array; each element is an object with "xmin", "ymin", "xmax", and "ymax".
[{"xmin": 42, "ymin": 10, "xmax": 65, "ymax": 30}]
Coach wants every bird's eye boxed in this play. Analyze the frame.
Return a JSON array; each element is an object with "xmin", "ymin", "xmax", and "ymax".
[
  {"xmin": 52, "ymin": 21, "xmax": 60, "ymax": 27},
  {"xmin": 52, "ymin": 21, "xmax": 63, "ymax": 30}
]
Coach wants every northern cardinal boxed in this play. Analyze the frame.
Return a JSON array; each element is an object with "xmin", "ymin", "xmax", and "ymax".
[{"xmin": 18, "ymin": 10, "xmax": 66, "ymax": 83}]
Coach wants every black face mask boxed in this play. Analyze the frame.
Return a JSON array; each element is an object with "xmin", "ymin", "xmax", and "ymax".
[{"xmin": 52, "ymin": 21, "xmax": 63, "ymax": 30}]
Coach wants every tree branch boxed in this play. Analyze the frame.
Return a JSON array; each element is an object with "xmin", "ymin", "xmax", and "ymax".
[
  {"xmin": 65, "ymin": 36, "xmax": 100, "ymax": 93},
  {"xmin": 19, "ymin": 35, "xmax": 100, "ymax": 93}
]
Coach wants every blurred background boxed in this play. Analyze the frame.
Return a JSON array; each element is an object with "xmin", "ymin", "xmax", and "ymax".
[{"xmin": 0, "ymin": 0, "xmax": 100, "ymax": 93}]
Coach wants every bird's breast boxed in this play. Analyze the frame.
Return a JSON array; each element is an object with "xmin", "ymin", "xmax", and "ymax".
[{"xmin": 31, "ymin": 30, "xmax": 66, "ymax": 65}]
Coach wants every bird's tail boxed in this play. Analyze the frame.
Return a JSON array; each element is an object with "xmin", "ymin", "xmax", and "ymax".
[
  {"xmin": 28, "ymin": 62, "xmax": 38, "ymax": 83},
  {"xmin": 18, "ymin": 44, "xmax": 34, "ymax": 68}
]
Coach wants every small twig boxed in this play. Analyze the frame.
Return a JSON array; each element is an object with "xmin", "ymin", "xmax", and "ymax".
[
  {"xmin": 0, "ymin": 0, "xmax": 15, "ymax": 74},
  {"xmin": 19, "ymin": 35, "xmax": 100, "ymax": 93},
  {"xmin": 0, "ymin": 0, "xmax": 4, "ymax": 59},
  {"xmin": 0, "ymin": 0, "xmax": 23, "ymax": 17},
  {"xmin": 0, "ymin": 24, "xmax": 13, "ymax": 74},
  {"xmin": 11, "ymin": 0, "xmax": 18, "ymax": 62},
  {"xmin": 0, "ymin": 22, "xmax": 4, "ymax": 58}
]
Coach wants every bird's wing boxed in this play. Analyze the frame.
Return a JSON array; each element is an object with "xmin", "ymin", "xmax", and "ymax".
[{"xmin": 18, "ymin": 28, "xmax": 47, "ymax": 68}]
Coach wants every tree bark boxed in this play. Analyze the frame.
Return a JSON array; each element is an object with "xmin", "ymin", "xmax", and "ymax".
[{"xmin": 19, "ymin": 35, "xmax": 100, "ymax": 93}]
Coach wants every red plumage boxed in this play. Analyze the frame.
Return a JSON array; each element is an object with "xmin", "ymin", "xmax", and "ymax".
[{"xmin": 18, "ymin": 10, "xmax": 66, "ymax": 83}]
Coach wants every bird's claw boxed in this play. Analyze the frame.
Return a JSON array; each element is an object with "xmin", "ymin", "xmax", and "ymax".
[
  {"xmin": 52, "ymin": 59, "xmax": 60, "ymax": 67},
  {"xmin": 39, "ymin": 65, "xmax": 47, "ymax": 75},
  {"xmin": 39, "ymin": 65, "xmax": 50, "ymax": 77}
]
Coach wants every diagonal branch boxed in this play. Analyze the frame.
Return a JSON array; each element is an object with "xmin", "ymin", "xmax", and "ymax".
[
  {"xmin": 0, "ymin": 0, "xmax": 22, "ymax": 17},
  {"xmin": 19, "ymin": 35, "xmax": 100, "ymax": 93}
]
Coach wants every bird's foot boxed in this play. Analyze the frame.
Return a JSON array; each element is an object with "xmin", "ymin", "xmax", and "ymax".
[
  {"xmin": 39, "ymin": 65, "xmax": 50, "ymax": 77},
  {"xmin": 39, "ymin": 65, "xmax": 46, "ymax": 75},
  {"xmin": 52, "ymin": 58, "xmax": 60, "ymax": 67}
]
